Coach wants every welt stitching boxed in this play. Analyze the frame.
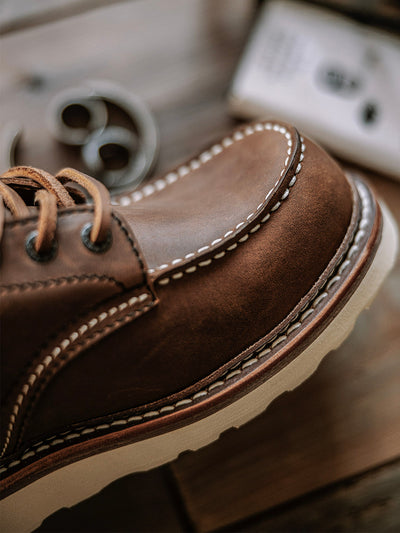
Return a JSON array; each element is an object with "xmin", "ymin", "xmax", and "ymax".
[
  {"xmin": 0, "ymin": 181, "xmax": 373, "ymax": 473},
  {"xmin": 0, "ymin": 274, "xmax": 125, "ymax": 293},
  {"xmin": 156, "ymin": 136, "xmax": 305, "ymax": 285},
  {"xmin": 0, "ymin": 292, "xmax": 153, "ymax": 459}
]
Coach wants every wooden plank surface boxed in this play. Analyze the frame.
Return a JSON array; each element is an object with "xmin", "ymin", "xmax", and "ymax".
[
  {"xmin": 229, "ymin": 458, "xmax": 400, "ymax": 532},
  {"xmin": 36, "ymin": 467, "xmax": 188, "ymax": 532},
  {"xmin": 0, "ymin": 0, "xmax": 128, "ymax": 35},
  {"xmin": 2, "ymin": 0, "xmax": 398, "ymax": 37},
  {"xmin": 1, "ymin": 1, "xmax": 399, "ymax": 531}
]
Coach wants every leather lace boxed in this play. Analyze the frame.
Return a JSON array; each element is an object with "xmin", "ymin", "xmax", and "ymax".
[{"xmin": 0, "ymin": 166, "xmax": 111, "ymax": 255}]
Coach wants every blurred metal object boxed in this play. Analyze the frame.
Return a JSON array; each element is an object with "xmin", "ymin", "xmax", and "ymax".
[
  {"xmin": 87, "ymin": 80, "xmax": 159, "ymax": 193},
  {"xmin": 47, "ymin": 81, "xmax": 159, "ymax": 192},
  {"xmin": 1, "ymin": 82, "xmax": 158, "ymax": 193},
  {"xmin": 48, "ymin": 87, "xmax": 108, "ymax": 146},
  {"xmin": 1, "ymin": 122, "xmax": 22, "ymax": 171},
  {"xmin": 82, "ymin": 126, "xmax": 138, "ymax": 189}
]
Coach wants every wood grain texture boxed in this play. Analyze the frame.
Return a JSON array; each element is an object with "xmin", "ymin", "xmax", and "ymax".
[
  {"xmin": 35, "ymin": 467, "xmax": 188, "ymax": 532},
  {"xmin": 0, "ymin": 0, "xmax": 128, "ymax": 35},
  {"xmin": 227, "ymin": 458, "xmax": 400, "ymax": 533}
]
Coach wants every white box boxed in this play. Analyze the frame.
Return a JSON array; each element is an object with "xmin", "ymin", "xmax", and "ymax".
[{"xmin": 229, "ymin": 0, "xmax": 400, "ymax": 179}]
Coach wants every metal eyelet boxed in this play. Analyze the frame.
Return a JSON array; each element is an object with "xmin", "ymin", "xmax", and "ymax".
[
  {"xmin": 25, "ymin": 231, "xmax": 58, "ymax": 262},
  {"xmin": 81, "ymin": 223, "xmax": 112, "ymax": 253}
]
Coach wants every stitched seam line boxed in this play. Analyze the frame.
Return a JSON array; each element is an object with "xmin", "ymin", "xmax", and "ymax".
[
  {"xmin": 2, "ymin": 210, "xmax": 150, "ymax": 293},
  {"xmin": 0, "ymin": 181, "xmax": 372, "ymax": 473},
  {"xmin": 110, "ymin": 212, "xmax": 151, "ymax": 294},
  {"xmin": 1, "ymin": 278, "xmax": 149, "ymax": 407},
  {"xmin": 0, "ymin": 275, "xmax": 125, "ymax": 294},
  {"xmin": 0, "ymin": 292, "xmax": 152, "ymax": 459},
  {"xmin": 118, "ymin": 122, "xmax": 289, "ymax": 205},
  {"xmin": 156, "ymin": 137, "xmax": 305, "ymax": 285},
  {"xmin": 16, "ymin": 299, "xmax": 157, "ymax": 452},
  {"xmin": 116, "ymin": 122, "xmax": 300, "ymax": 275}
]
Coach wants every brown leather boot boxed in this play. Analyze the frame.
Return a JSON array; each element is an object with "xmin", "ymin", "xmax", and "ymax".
[{"xmin": 0, "ymin": 121, "xmax": 397, "ymax": 531}]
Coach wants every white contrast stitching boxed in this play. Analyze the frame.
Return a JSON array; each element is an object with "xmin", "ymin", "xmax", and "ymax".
[
  {"xmin": 119, "ymin": 122, "xmax": 296, "ymax": 276},
  {"xmin": 0, "ymin": 181, "xmax": 372, "ymax": 474},
  {"xmin": 0, "ymin": 292, "xmax": 151, "ymax": 459},
  {"xmin": 154, "ymin": 139, "xmax": 305, "ymax": 285}
]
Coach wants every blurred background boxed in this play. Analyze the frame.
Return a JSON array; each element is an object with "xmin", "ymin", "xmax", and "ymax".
[{"xmin": 1, "ymin": 1, "xmax": 399, "ymax": 531}]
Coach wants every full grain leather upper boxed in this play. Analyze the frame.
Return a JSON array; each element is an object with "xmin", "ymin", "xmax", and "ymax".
[{"xmin": 0, "ymin": 121, "xmax": 354, "ymax": 456}]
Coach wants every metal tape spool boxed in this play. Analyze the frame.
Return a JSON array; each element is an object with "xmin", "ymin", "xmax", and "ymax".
[
  {"xmin": 2, "ymin": 82, "xmax": 159, "ymax": 193},
  {"xmin": 84, "ymin": 80, "xmax": 159, "ymax": 192},
  {"xmin": 82, "ymin": 126, "xmax": 139, "ymax": 189},
  {"xmin": 47, "ymin": 87, "xmax": 108, "ymax": 146}
]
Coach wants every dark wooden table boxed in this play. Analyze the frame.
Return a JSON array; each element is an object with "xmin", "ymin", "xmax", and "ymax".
[{"xmin": 1, "ymin": 1, "xmax": 399, "ymax": 531}]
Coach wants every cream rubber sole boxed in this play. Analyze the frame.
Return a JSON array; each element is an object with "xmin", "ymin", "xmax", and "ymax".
[{"xmin": 1, "ymin": 202, "xmax": 398, "ymax": 533}]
